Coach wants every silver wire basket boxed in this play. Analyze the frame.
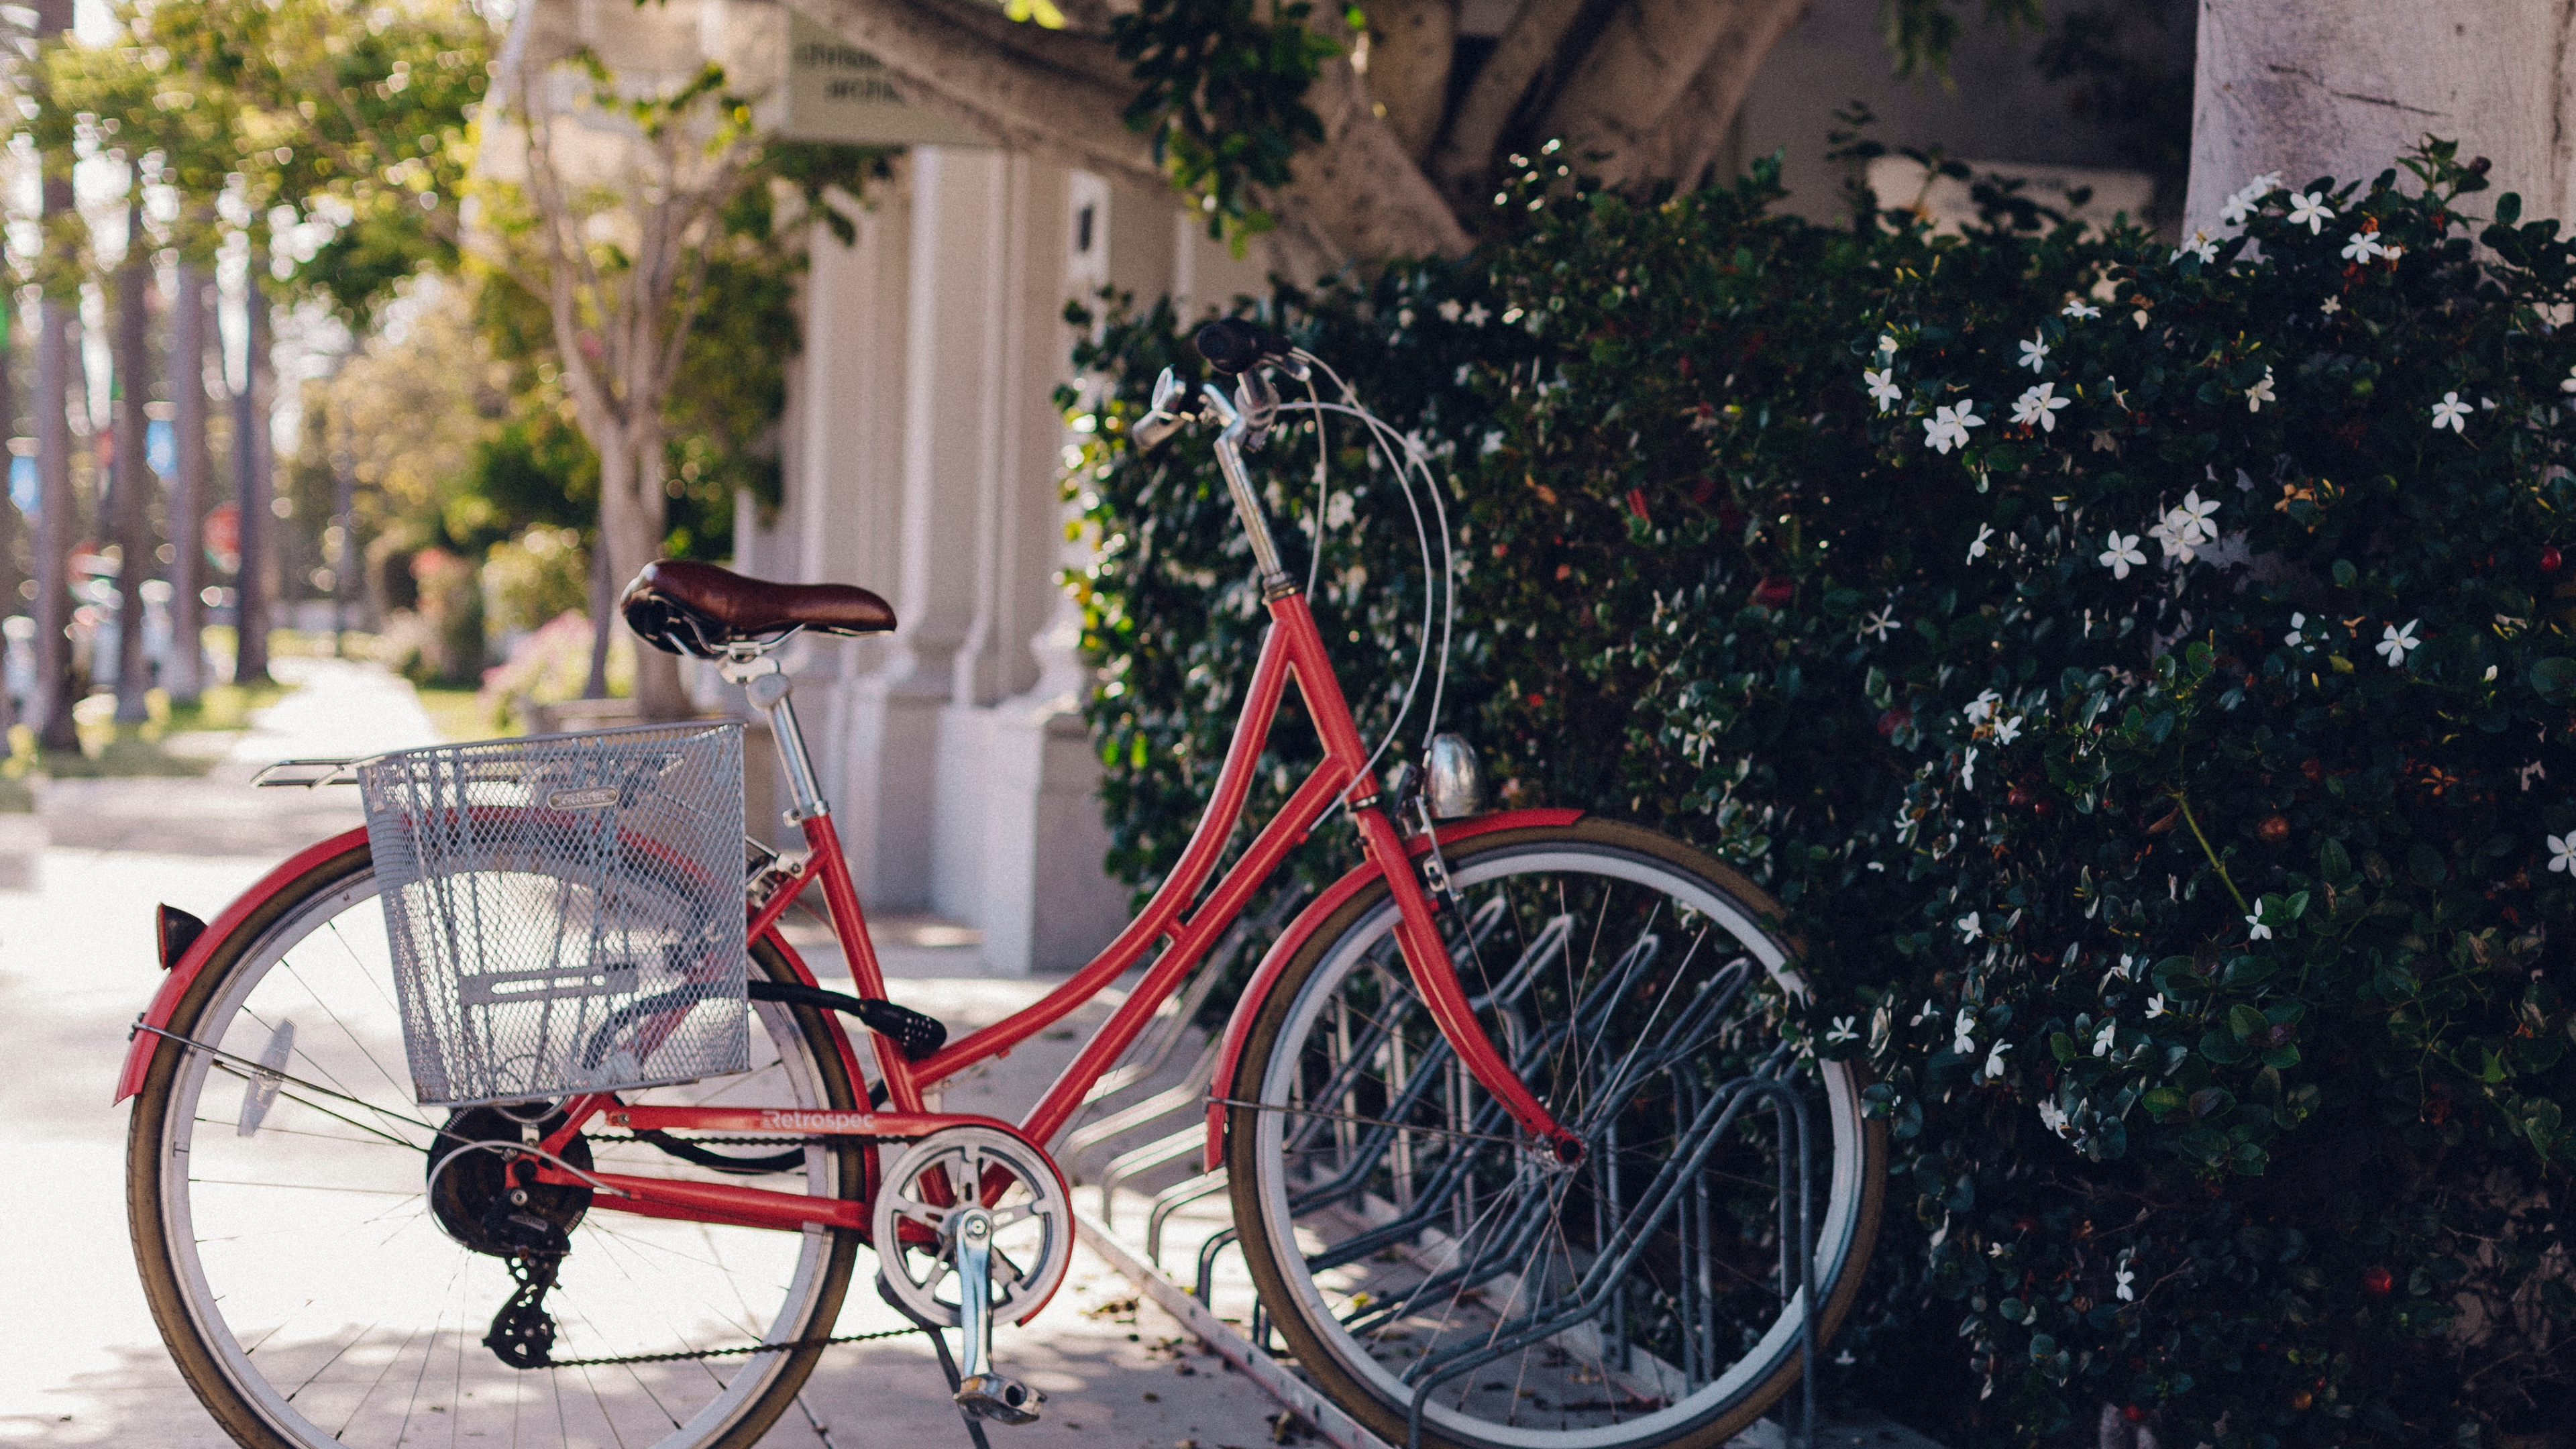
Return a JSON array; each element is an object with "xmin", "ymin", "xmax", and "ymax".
[{"xmin": 359, "ymin": 720, "xmax": 750, "ymax": 1107}]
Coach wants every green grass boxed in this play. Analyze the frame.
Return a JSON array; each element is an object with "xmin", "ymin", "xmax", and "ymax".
[
  {"xmin": 416, "ymin": 686, "xmax": 516, "ymax": 743},
  {"xmin": 19, "ymin": 676, "xmax": 297, "ymax": 779}
]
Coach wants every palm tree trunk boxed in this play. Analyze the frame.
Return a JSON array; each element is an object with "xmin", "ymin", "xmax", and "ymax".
[
  {"xmin": 30, "ymin": 0, "xmax": 78, "ymax": 751},
  {"xmin": 232, "ymin": 256, "xmax": 271, "ymax": 688},
  {"xmin": 166, "ymin": 262, "xmax": 209, "ymax": 704},
  {"xmin": 111, "ymin": 191, "xmax": 154, "ymax": 724}
]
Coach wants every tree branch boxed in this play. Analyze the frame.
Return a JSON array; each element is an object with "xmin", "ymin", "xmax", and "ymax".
[
  {"xmin": 1539, "ymin": 0, "xmax": 1809, "ymax": 191},
  {"xmin": 1265, "ymin": 56, "xmax": 1476, "ymax": 266},
  {"xmin": 1363, "ymin": 0, "xmax": 1458, "ymax": 162},
  {"xmin": 1640, "ymin": 0, "xmax": 1815, "ymax": 186},
  {"xmin": 795, "ymin": 0, "xmax": 1166, "ymax": 196},
  {"xmin": 1430, "ymin": 0, "xmax": 1589, "ymax": 199}
]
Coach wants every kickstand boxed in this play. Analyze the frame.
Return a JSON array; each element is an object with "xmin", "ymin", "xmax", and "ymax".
[{"xmin": 877, "ymin": 1273, "xmax": 994, "ymax": 1449}]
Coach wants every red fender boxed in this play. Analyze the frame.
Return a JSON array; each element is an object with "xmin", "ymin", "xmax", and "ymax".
[
  {"xmin": 1202, "ymin": 808, "xmax": 1584, "ymax": 1169},
  {"xmin": 114, "ymin": 826, "xmax": 859, "ymax": 1104}
]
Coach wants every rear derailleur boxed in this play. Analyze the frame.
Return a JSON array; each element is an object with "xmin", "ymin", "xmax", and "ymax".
[{"xmin": 425, "ymin": 1105, "xmax": 595, "ymax": 1371}]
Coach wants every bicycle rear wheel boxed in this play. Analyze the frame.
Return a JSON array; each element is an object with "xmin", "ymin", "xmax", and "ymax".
[
  {"xmin": 1226, "ymin": 818, "xmax": 1884, "ymax": 1449},
  {"xmin": 126, "ymin": 839, "xmax": 867, "ymax": 1449}
]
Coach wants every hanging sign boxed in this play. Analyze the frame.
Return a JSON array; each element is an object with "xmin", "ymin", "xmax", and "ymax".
[{"xmin": 778, "ymin": 6, "xmax": 987, "ymax": 148}]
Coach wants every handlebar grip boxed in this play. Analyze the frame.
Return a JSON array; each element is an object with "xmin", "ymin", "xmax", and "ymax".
[{"xmin": 1193, "ymin": 318, "xmax": 1292, "ymax": 376}]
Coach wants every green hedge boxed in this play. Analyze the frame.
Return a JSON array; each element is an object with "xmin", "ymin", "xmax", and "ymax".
[{"xmin": 1062, "ymin": 144, "xmax": 2575, "ymax": 1447}]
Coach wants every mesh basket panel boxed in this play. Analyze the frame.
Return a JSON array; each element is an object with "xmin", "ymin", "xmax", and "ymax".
[{"xmin": 360, "ymin": 722, "xmax": 750, "ymax": 1106}]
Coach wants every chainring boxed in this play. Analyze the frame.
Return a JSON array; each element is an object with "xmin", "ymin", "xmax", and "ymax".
[{"xmin": 871, "ymin": 1125, "xmax": 1073, "ymax": 1329}]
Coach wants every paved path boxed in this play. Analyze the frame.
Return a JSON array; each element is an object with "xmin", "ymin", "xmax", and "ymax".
[{"xmin": 0, "ymin": 661, "xmax": 1284, "ymax": 1449}]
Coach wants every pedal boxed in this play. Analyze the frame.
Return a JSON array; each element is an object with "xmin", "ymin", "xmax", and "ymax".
[{"xmin": 953, "ymin": 1373, "xmax": 1044, "ymax": 1426}]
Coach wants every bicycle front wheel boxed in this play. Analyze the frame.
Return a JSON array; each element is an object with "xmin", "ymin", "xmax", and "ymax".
[
  {"xmin": 1226, "ymin": 818, "xmax": 1884, "ymax": 1449},
  {"xmin": 126, "ymin": 839, "xmax": 867, "ymax": 1449}
]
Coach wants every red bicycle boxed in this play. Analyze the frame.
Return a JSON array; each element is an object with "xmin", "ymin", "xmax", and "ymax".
[{"xmin": 117, "ymin": 322, "xmax": 1882, "ymax": 1449}]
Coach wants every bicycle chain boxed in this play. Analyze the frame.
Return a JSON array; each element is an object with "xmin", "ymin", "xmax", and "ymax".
[
  {"xmin": 506, "ymin": 1134, "xmax": 919, "ymax": 1371},
  {"xmin": 539, "ymin": 1324, "xmax": 924, "ymax": 1369}
]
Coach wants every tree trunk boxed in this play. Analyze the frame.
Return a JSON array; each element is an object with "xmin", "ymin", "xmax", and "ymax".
[
  {"xmin": 111, "ymin": 193, "xmax": 154, "ymax": 724},
  {"xmin": 596, "ymin": 421, "xmax": 687, "ymax": 720},
  {"xmin": 2186, "ymin": 1, "xmax": 2576, "ymax": 235},
  {"xmin": 31, "ymin": 0, "xmax": 77, "ymax": 752},
  {"xmin": 233, "ymin": 262, "xmax": 272, "ymax": 688},
  {"xmin": 166, "ymin": 262, "xmax": 209, "ymax": 704},
  {"xmin": 0, "ymin": 289, "xmax": 16, "ymax": 739}
]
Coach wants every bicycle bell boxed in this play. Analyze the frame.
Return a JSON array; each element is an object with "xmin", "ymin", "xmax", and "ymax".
[{"xmin": 1425, "ymin": 734, "xmax": 1487, "ymax": 819}]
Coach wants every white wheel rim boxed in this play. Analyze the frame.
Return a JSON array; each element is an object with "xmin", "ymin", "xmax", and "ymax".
[{"xmin": 151, "ymin": 865, "xmax": 845, "ymax": 1449}]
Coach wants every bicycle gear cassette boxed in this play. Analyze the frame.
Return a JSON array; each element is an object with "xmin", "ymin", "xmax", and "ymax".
[{"xmin": 871, "ymin": 1124, "xmax": 1073, "ymax": 1328}]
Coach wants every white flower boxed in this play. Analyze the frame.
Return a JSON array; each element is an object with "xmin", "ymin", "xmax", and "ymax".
[
  {"xmin": 2150, "ymin": 512, "xmax": 2196, "ymax": 564},
  {"xmin": 2171, "ymin": 489, "xmax": 2218, "ymax": 545},
  {"xmin": 2017, "ymin": 335, "xmax": 2052, "ymax": 372},
  {"xmin": 1397, "ymin": 308, "xmax": 1415, "ymax": 327},
  {"xmin": 1462, "ymin": 302, "xmax": 1491, "ymax": 327},
  {"xmin": 2561, "ymin": 366, "xmax": 2576, "ymax": 396},
  {"xmin": 2248, "ymin": 170, "xmax": 2284, "ymax": 196},
  {"xmin": 2010, "ymin": 382, "xmax": 2070, "ymax": 432},
  {"xmin": 1860, "ymin": 607, "xmax": 1899, "ymax": 641},
  {"xmin": 2548, "ymin": 833, "xmax": 2576, "ymax": 875},
  {"xmin": 2145, "ymin": 994, "xmax": 2168, "ymax": 1018},
  {"xmin": 2115, "ymin": 1258, "xmax": 2137, "ymax": 1302},
  {"xmin": 2098, "ymin": 532, "xmax": 2147, "ymax": 579},
  {"xmin": 1963, "ymin": 690, "xmax": 2002, "ymax": 725},
  {"xmin": 2383, "ymin": 244, "xmax": 2404, "ymax": 262},
  {"xmin": 1951, "ymin": 1006, "xmax": 1978, "ymax": 1054},
  {"xmin": 1436, "ymin": 299, "xmax": 1462, "ymax": 323},
  {"xmin": 1956, "ymin": 913, "xmax": 1982, "ymax": 943},
  {"xmin": 2120, "ymin": 953, "xmax": 2137, "ymax": 979},
  {"xmin": 2246, "ymin": 366, "xmax": 2277, "ymax": 413},
  {"xmin": 1878, "ymin": 333, "xmax": 1898, "ymax": 356},
  {"xmin": 2171, "ymin": 231, "xmax": 2218, "ymax": 265},
  {"xmin": 2319, "ymin": 295, "xmax": 2342, "ymax": 317},
  {"xmin": 2245, "ymin": 912, "xmax": 2273, "ymax": 942},
  {"xmin": 1923, "ymin": 402, "xmax": 1986, "ymax": 455},
  {"xmin": 2284, "ymin": 611, "xmax": 2308, "ymax": 648},
  {"xmin": 1961, "ymin": 747, "xmax": 1980, "ymax": 791},
  {"xmin": 2430, "ymin": 392, "xmax": 2471, "ymax": 433},
  {"xmin": 2063, "ymin": 300, "xmax": 2100, "ymax": 319},
  {"xmin": 1864, "ymin": 366, "xmax": 1902, "ymax": 412},
  {"xmin": 1981, "ymin": 1040, "xmax": 2011, "ymax": 1081},
  {"xmin": 1993, "ymin": 715, "xmax": 2024, "ymax": 745},
  {"xmin": 2341, "ymin": 229, "xmax": 2387, "ymax": 262},
  {"xmin": 1324, "ymin": 492, "xmax": 1356, "ymax": 529},
  {"xmin": 1826, "ymin": 1016, "xmax": 1859, "ymax": 1044},
  {"xmin": 2220, "ymin": 191, "xmax": 2255, "ymax": 227},
  {"xmin": 2377, "ymin": 619, "xmax": 2421, "ymax": 666},
  {"xmin": 2288, "ymin": 191, "xmax": 2334, "ymax": 233},
  {"xmin": 2037, "ymin": 1099, "xmax": 2071, "ymax": 1135},
  {"xmin": 2092, "ymin": 1020, "xmax": 2117, "ymax": 1057},
  {"xmin": 1968, "ymin": 523, "xmax": 1996, "ymax": 561}
]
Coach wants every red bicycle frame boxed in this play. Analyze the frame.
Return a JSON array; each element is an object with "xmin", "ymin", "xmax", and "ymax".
[{"xmin": 502, "ymin": 586, "xmax": 1579, "ymax": 1237}]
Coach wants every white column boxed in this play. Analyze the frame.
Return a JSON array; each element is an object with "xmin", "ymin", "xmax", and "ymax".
[
  {"xmin": 839, "ymin": 148, "xmax": 1007, "ymax": 908},
  {"xmin": 965, "ymin": 171, "xmax": 1173, "ymax": 975}
]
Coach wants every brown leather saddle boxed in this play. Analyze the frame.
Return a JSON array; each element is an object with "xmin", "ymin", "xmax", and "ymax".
[{"xmin": 621, "ymin": 559, "xmax": 898, "ymax": 659}]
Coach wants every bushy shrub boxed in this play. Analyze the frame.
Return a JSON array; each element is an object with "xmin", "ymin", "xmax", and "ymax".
[
  {"xmin": 1065, "ymin": 144, "xmax": 2576, "ymax": 1446},
  {"xmin": 481, "ymin": 525, "xmax": 590, "ymax": 641},
  {"xmin": 478, "ymin": 609, "xmax": 631, "ymax": 729}
]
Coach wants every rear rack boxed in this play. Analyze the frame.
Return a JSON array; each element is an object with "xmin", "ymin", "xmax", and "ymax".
[{"xmin": 252, "ymin": 757, "xmax": 374, "ymax": 788}]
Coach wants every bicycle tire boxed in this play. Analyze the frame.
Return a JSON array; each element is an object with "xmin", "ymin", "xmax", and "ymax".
[
  {"xmin": 1226, "ymin": 818, "xmax": 1885, "ymax": 1449},
  {"xmin": 125, "ymin": 838, "xmax": 867, "ymax": 1449}
]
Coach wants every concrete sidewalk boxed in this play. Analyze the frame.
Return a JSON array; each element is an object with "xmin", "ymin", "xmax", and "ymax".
[{"xmin": 0, "ymin": 661, "xmax": 1284, "ymax": 1449}]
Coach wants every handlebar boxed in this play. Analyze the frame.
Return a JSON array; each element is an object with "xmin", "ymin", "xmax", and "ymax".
[{"xmin": 1193, "ymin": 318, "xmax": 1293, "ymax": 376}]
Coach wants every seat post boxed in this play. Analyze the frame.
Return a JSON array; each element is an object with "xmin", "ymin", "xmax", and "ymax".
[{"xmin": 719, "ymin": 648, "xmax": 828, "ymax": 823}]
